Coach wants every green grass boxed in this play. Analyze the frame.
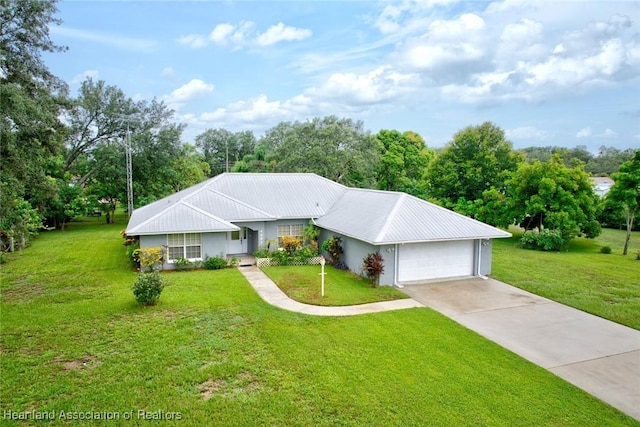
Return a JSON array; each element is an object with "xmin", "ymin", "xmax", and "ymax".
[
  {"xmin": 1, "ymin": 216, "xmax": 637, "ymax": 425},
  {"xmin": 261, "ymin": 265, "xmax": 408, "ymax": 306},
  {"xmin": 492, "ymin": 227, "xmax": 640, "ymax": 330}
]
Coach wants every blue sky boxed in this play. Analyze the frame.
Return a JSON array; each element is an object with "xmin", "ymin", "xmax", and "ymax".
[{"xmin": 45, "ymin": 0, "xmax": 640, "ymax": 152}]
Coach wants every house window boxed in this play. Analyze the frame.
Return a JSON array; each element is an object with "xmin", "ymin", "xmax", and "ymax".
[
  {"xmin": 277, "ymin": 224, "xmax": 304, "ymax": 246},
  {"xmin": 167, "ymin": 233, "xmax": 201, "ymax": 261}
]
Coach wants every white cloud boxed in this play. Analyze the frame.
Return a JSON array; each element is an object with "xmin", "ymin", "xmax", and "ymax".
[
  {"xmin": 181, "ymin": 21, "xmax": 312, "ymax": 50},
  {"xmin": 51, "ymin": 26, "xmax": 157, "ymax": 51},
  {"xmin": 163, "ymin": 79, "xmax": 214, "ymax": 109},
  {"xmin": 505, "ymin": 126, "xmax": 549, "ymax": 141},
  {"xmin": 575, "ymin": 127, "xmax": 619, "ymax": 139},
  {"xmin": 373, "ymin": 0, "xmax": 461, "ymax": 35},
  {"xmin": 576, "ymin": 127, "xmax": 592, "ymax": 138},
  {"xmin": 71, "ymin": 69, "xmax": 99, "ymax": 85},
  {"xmin": 161, "ymin": 67, "xmax": 175, "ymax": 77},
  {"xmin": 306, "ymin": 66, "xmax": 419, "ymax": 105},
  {"xmin": 256, "ymin": 22, "xmax": 312, "ymax": 46},
  {"xmin": 209, "ymin": 23, "xmax": 235, "ymax": 44},
  {"xmin": 177, "ymin": 34, "xmax": 207, "ymax": 49},
  {"xmin": 401, "ymin": 13, "xmax": 488, "ymax": 78}
]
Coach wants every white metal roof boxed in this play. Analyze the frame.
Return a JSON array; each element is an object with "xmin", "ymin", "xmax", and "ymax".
[
  {"xmin": 314, "ymin": 188, "xmax": 511, "ymax": 244},
  {"xmin": 126, "ymin": 173, "xmax": 511, "ymax": 243},
  {"xmin": 126, "ymin": 201, "xmax": 239, "ymax": 235}
]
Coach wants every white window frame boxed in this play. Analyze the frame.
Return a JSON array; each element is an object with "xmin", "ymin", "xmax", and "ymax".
[
  {"xmin": 277, "ymin": 224, "xmax": 304, "ymax": 246},
  {"xmin": 167, "ymin": 233, "xmax": 202, "ymax": 262}
]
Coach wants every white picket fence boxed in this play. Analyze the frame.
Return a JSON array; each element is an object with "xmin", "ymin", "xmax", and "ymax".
[{"xmin": 256, "ymin": 256, "xmax": 324, "ymax": 267}]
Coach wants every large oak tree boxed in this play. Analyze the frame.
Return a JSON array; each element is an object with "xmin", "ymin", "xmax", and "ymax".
[{"xmin": 426, "ymin": 122, "xmax": 522, "ymax": 210}]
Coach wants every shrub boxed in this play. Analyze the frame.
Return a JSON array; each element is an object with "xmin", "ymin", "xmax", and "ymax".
[
  {"xmin": 362, "ymin": 252, "xmax": 385, "ymax": 287},
  {"xmin": 635, "ymin": 251, "xmax": 640, "ymax": 261},
  {"xmin": 280, "ymin": 235, "xmax": 302, "ymax": 253},
  {"xmin": 126, "ymin": 243, "xmax": 141, "ymax": 266},
  {"xmin": 303, "ymin": 221, "xmax": 320, "ymax": 244},
  {"xmin": 600, "ymin": 246, "xmax": 612, "ymax": 254},
  {"xmin": 203, "ymin": 255, "xmax": 227, "ymax": 270},
  {"xmin": 321, "ymin": 236, "xmax": 343, "ymax": 264},
  {"xmin": 132, "ymin": 271, "xmax": 166, "ymax": 306},
  {"xmin": 253, "ymin": 247, "xmax": 271, "ymax": 258},
  {"xmin": 133, "ymin": 246, "xmax": 164, "ymax": 271},
  {"xmin": 174, "ymin": 257, "xmax": 192, "ymax": 270},
  {"xmin": 520, "ymin": 229, "xmax": 565, "ymax": 251}
]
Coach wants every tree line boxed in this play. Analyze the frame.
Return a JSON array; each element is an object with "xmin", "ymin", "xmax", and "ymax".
[{"xmin": 1, "ymin": 0, "xmax": 638, "ymax": 255}]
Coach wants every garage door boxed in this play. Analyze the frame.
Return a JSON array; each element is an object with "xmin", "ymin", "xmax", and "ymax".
[{"xmin": 398, "ymin": 240, "xmax": 475, "ymax": 283}]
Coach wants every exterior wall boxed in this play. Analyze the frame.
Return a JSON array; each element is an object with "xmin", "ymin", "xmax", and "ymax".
[
  {"xmin": 264, "ymin": 219, "xmax": 309, "ymax": 247},
  {"xmin": 140, "ymin": 234, "xmax": 165, "ymax": 250},
  {"xmin": 201, "ymin": 233, "xmax": 228, "ymax": 260},
  {"xmin": 318, "ymin": 229, "xmax": 377, "ymax": 280},
  {"xmin": 377, "ymin": 244, "xmax": 397, "ymax": 286},
  {"xmin": 238, "ymin": 221, "xmax": 266, "ymax": 250},
  {"xmin": 139, "ymin": 232, "xmax": 226, "ymax": 270},
  {"xmin": 478, "ymin": 239, "xmax": 493, "ymax": 276}
]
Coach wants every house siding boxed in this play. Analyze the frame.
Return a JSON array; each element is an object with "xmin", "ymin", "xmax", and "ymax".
[
  {"xmin": 237, "ymin": 221, "xmax": 266, "ymax": 250},
  {"xmin": 139, "ymin": 232, "xmax": 226, "ymax": 270},
  {"xmin": 377, "ymin": 244, "xmax": 396, "ymax": 286},
  {"xmin": 318, "ymin": 229, "xmax": 377, "ymax": 280},
  {"xmin": 479, "ymin": 239, "xmax": 493, "ymax": 276},
  {"xmin": 265, "ymin": 219, "xmax": 309, "ymax": 246}
]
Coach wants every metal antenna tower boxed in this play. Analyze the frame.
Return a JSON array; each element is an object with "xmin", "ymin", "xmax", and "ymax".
[{"xmin": 125, "ymin": 121, "xmax": 133, "ymax": 217}]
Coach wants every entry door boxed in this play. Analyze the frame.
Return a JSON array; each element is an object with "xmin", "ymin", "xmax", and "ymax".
[{"xmin": 228, "ymin": 227, "xmax": 247, "ymax": 254}]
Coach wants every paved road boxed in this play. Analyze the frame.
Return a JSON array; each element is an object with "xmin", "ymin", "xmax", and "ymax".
[{"xmin": 401, "ymin": 277, "xmax": 640, "ymax": 421}]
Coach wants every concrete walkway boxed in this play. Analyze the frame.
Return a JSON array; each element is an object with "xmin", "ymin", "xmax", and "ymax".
[
  {"xmin": 238, "ymin": 266, "xmax": 423, "ymax": 316},
  {"xmin": 401, "ymin": 277, "xmax": 640, "ymax": 421}
]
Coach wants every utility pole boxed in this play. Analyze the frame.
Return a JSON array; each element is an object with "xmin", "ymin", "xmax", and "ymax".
[{"xmin": 117, "ymin": 114, "xmax": 137, "ymax": 217}]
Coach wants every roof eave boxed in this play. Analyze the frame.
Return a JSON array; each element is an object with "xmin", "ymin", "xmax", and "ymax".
[{"xmin": 129, "ymin": 227, "xmax": 239, "ymax": 237}]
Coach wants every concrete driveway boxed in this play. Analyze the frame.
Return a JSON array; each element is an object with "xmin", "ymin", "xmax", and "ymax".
[{"xmin": 401, "ymin": 277, "xmax": 640, "ymax": 421}]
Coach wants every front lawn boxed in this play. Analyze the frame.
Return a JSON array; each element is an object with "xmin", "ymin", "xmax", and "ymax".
[
  {"xmin": 492, "ymin": 228, "xmax": 640, "ymax": 330},
  {"xmin": 261, "ymin": 265, "xmax": 408, "ymax": 306},
  {"xmin": 0, "ymin": 217, "xmax": 636, "ymax": 425}
]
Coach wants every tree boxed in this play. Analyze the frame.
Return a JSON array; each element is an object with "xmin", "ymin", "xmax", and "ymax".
[
  {"xmin": 586, "ymin": 146, "xmax": 636, "ymax": 176},
  {"xmin": 0, "ymin": 0, "xmax": 67, "ymax": 250},
  {"xmin": 87, "ymin": 142, "xmax": 125, "ymax": 223},
  {"xmin": 195, "ymin": 128, "xmax": 256, "ymax": 176},
  {"xmin": 426, "ymin": 122, "xmax": 522, "ymax": 210},
  {"xmin": 264, "ymin": 116, "xmax": 379, "ymax": 188},
  {"xmin": 606, "ymin": 151, "xmax": 640, "ymax": 255},
  {"xmin": 507, "ymin": 155, "xmax": 601, "ymax": 244},
  {"xmin": 170, "ymin": 144, "xmax": 210, "ymax": 192},
  {"xmin": 63, "ymin": 78, "xmax": 134, "ymax": 175},
  {"xmin": 376, "ymin": 129, "xmax": 433, "ymax": 197}
]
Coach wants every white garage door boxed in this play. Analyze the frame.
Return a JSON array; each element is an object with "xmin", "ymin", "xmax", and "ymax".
[{"xmin": 398, "ymin": 240, "xmax": 475, "ymax": 283}]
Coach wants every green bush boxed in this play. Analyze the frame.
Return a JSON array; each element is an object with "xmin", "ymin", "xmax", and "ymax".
[
  {"xmin": 600, "ymin": 246, "xmax": 612, "ymax": 254},
  {"xmin": 174, "ymin": 257, "xmax": 192, "ymax": 270},
  {"xmin": 253, "ymin": 247, "xmax": 271, "ymax": 258},
  {"xmin": 321, "ymin": 236, "xmax": 343, "ymax": 264},
  {"xmin": 635, "ymin": 251, "xmax": 640, "ymax": 261},
  {"xmin": 132, "ymin": 271, "xmax": 166, "ymax": 306},
  {"xmin": 362, "ymin": 252, "xmax": 385, "ymax": 287},
  {"xmin": 126, "ymin": 242, "xmax": 140, "ymax": 266},
  {"xmin": 203, "ymin": 255, "xmax": 227, "ymax": 270},
  {"xmin": 520, "ymin": 229, "xmax": 565, "ymax": 251}
]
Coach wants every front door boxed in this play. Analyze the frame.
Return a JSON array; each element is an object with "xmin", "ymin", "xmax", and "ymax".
[{"xmin": 228, "ymin": 227, "xmax": 247, "ymax": 254}]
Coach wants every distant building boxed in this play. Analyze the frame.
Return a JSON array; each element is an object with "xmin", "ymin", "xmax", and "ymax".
[{"xmin": 590, "ymin": 177, "xmax": 615, "ymax": 197}]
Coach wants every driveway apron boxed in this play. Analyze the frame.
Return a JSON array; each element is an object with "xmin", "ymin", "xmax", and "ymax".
[{"xmin": 401, "ymin": 277, "xmax": 640, "ymax": 421}]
